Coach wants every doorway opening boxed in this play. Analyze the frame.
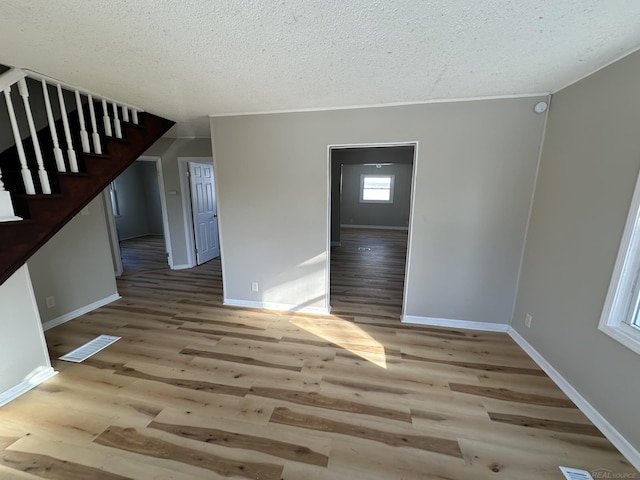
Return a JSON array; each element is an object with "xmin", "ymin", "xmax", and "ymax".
[
  {"xmin": 178, "ymin": 157, "xmax": 220, "ymax": 268},
  {"xmin": 104, "ymin": 156, "xmax": 172, "ymax": 276},
  {"xmin": 328, "ymin": 143, "xmax": 417, "ymax": 320}
]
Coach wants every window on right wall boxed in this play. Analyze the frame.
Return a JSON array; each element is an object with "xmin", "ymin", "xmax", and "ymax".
[{"xmin": 599, "ymin": 171, "xmax": 640, "ymax": 355}]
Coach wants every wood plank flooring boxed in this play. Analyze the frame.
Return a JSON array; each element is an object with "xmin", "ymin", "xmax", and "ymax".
[
  {"xmin": 0, "ymin": 228, "xmax": 636, "ymax": 479},
  {"xmin": 330, "ymin": 228, "xmax": 407, "ymax": 318},
  {"xmin": 120, "ymin": 235, "xmax": 169, "ymax": 276}
]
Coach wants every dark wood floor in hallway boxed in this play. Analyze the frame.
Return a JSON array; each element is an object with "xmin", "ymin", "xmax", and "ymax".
[
  {"xmin": 0, "ymin": 229, "xmax": 635, "ymax": 479},
  {"xmin": 120, "ymin": 235, "xmax": 170, "ymax": 276},
  {"xmin": 330, "ymin": 228, "xmax": 407, "ymax": 319}
]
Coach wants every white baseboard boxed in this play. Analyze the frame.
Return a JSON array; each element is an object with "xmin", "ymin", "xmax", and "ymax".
[
  {"xmin": 42, "ymin": 293, "xmax": 121, "ymax": 331},
  {"xmin": 224, "ymin": 298, "xmax": 329, "ymax": 315},
  {"xmin": 171, "ymin": 263, "xmax": 192, "ymax": 270},
  {"xmin": 341, "ymin": 224, "xmax": 409, "ymax": 231},
  {"xmin": 402, "ymin": 315, "xmax": 509, "ymax": 332},
  {"xmin": 0, "ymin": 366, "xmax": 57, "ymax": 408},
  {"xmin": 508, "ymin": 326, "xmax": 640, "ymax": 471}
]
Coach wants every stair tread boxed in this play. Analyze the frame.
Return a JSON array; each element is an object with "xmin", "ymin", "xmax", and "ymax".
[
  {"xmin": 104, "ymin": 136, "xmax": 130, "ymax": 144},
  {"xmin": 3, "ymin": 170, "xmax": 89, "ymax": 177},
  {"xmin": 0, "ymin": 218, "xmax": 34, "ymax": 227},
  {"xmin": 16, "ymin": 193, "xmax": 65, "ymax": 199},
  {"xmin": 57, "ymin": 172, "xmax": 90, "ymax": 177}
]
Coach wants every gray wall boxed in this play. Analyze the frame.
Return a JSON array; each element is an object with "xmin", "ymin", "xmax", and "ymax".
[
  {"xmin": 114, "ymin": 161, "xmax": 163, "ymax": 240},
  {"xmin": 211, "ymin": 97, "xmax": 546, "ymax": 321},
  {"xmin": 513, "ymin": 50, "xmax": 640, "ymax": 450},
  {"xmin": 28, "ymin": 196, "xmax": 118, "ymax": 324},
  {"xmin": 330, "ymin": 157, "xmax": 342, "ymax": 244},
  {"xmin": 340, "ymin": 163, "xmax": 412, "ymax": 228},
  {"xmin": 141, "ymin": 162, "xmax": 163, "ymax": 234},
  {"xmin": 114, "ymin": 162, "xmax": 147, "ymax": 239},
  {"xmin": 0, "ymin": 265, "xmax": 51, "ymax": 394}
]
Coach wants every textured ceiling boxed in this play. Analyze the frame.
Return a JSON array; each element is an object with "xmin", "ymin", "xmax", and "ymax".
[{"xmin": 1, "ymin": 1, "xmax": 640, "ymax": 137}]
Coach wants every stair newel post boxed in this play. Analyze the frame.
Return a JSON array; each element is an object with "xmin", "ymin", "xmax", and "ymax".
[
  {"xmin": 3, "ymin": 87, "xmax": 36, "ymax": 195},
  {"xmin": 41, "ymin": 80, "xmax": 66, "ymax": 173},
  {"xmin": 56, "ymin": 84, "xmax": 79, "ymax": 173},
  {"xmin": 75, "ymin": 90, "xmax": 91, "ymax": 153},
  {"xmin": 87, "ymin": 95, "xmax": 102, "ymax": 154},
  {"xmin": 112, "ymin": 102, "xmax": 122, "ymax": 139},
  {"xmin": 132, "ymin": 109, "xmax": 139, "ymax": 125},
  {"xmin": 0, "ymin": 165, "xmax": 21, "ymax": 222},
  {"xmin": 17, "ymin": 79, "xmax": 51, "ymax": 194},
  {"xmin": 102, "ymin": 99, "xmax": 113, "ymax": 137},
  {"xmin": 122, "ymin": 106, "xmax": 130, "ymax": 123}
]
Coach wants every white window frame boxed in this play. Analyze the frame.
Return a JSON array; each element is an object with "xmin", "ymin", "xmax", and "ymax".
[
  {"xmin": 360, "ymin": 174, "xmax": 395, "ymax": 204},
  {"xmin": 599, "ymin": 170, "xmax": 640, "ymax": 355},
  {"xmin": 108, "ymin": 181, "xmax": 120, "ymax": 217}
]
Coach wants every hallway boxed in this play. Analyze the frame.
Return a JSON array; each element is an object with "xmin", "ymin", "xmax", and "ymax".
[
  {"xmin": 330, "ymin": 228, "xmax": 407, "ymax": 319},
  {"xmin": 120, "ymin": 235, "xmax": 170, "ymax": 276}
]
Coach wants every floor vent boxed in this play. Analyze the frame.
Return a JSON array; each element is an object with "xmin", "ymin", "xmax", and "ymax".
[{"xmin": 59, "ymin": 335, "xmax": 121, "ymax": 363}]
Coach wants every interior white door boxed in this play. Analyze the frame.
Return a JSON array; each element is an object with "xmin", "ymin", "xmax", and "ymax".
[{"xmin": 189, "ymin": 162, "xmax": 220, "ymax": 264}]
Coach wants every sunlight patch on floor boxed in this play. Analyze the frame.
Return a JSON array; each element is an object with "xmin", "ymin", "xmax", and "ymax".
[{"xmin": 290, "ymin": 316, "xmax": 387, "ymax": 368}]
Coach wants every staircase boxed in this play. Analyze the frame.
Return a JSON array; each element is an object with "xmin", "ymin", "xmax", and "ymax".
[{"xmin": 0, "ymin": 68, "xmax": 174, "ymax": 286}]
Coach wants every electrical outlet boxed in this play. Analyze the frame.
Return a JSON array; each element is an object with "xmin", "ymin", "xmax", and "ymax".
[
  {"xmin": 45, "ymin": 296, "xmax": 56, "ymax": 308},
  {"xmin": 251, "ymin": 282, "xmax": 259, "ymax": 292},
  {"xmin": 80, "ymin": 206, "xmax": 89, "ymax": 215},
  {"xmin": 525, "ymin": 313, "xmax": 532, "ymax": 328}
]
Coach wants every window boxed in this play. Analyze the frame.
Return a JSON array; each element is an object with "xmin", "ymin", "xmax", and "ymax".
[
  {"xmin": 108, "ymin": 182, "xmax": 120, "ymax": 217},
  {"xmin": 599, "ymin": 171, "xmax": 640, "ymax": 354},
  {"xmin": 360, "ymin": 174, "xmax": 394, "ymax": 203}
]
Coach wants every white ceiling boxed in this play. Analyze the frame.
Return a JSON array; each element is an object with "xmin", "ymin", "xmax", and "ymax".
[{"xmin": 1, "ymin": 1, "xmax": 640, "ymax": 137}]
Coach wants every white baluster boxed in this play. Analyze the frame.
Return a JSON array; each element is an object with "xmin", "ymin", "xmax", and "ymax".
[
  {"xmin": 87, "ymin": 95, "xmax": 102, "ymax": 154},
  {"xmin": 112, "ymin": 102, "xmax": 122, "ymax": 139},
  {"xmin": 132, "ymin": 109, "xmax": 139, "ymax": 125},
  {"xmin": 75, "ymin": 90, "xmax": 90, "ymax": 153},
  {"xmin": 56, "ymin": 84, "xmax": 78, "ymax": 173},
  {"xmin": 18, "ymin": 79, "xmax": 51, "ymax": 194},
  {"xmin": 3, "ymin": 87, "xmax": 36, "ymax": 194},
  {"xmin": 41, "ymin": 80, "xmax": 66, "ymax": 172},
  {"xmin": 102, "ymin": 99, "xmax": 112, "ymax": 137},
  {"xmin": 0, "ymin": 165, "xmax": 22, "ymax": 221},
  {"xmin": 122, "ymin": 106, "xmax": 130, "ymax": 123}
]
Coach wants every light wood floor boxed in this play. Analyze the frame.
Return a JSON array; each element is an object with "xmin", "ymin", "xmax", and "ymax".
[
  {"xmin": 120, "ymin": 235, "xmax": 169, "ymax": 276},
  {"xmin": 0, "ymin": 229, "xmax": 635, "ymax": 479}
]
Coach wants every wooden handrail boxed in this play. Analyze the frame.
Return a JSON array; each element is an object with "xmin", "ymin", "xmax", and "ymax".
[{"xmin": 23, "ymin": 69, "xmax": 143, "ymax": 113}]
